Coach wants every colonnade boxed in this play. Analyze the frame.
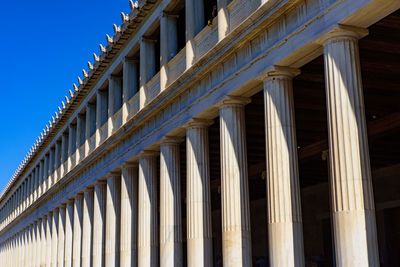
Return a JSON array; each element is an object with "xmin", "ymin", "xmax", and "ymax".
[{"xmin": 0, "ymin": 26, "xmax": 380, "ymax": 267}]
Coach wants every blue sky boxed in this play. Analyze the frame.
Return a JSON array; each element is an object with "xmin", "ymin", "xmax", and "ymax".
[{"xmin": 0, "ymin": 0, "xmax": 135, "ymax": 191}]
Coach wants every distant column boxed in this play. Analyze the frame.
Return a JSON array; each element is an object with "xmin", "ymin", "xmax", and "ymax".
[
  {"xmin": 160, "ymin": 12, "xmax": 178, "ymax": 90},
  {"xmin": 51, "ymin": 208, "xmax": 59, "ymax": 267},
  {"xmin": 54, "ymin": 141, "xmax": 61, "ymax": 183},
  {"xmin": 68, "ymin": 124, "xmax": 77, "ymax": 171},
  {"xmin": 108, "ymin": 75, "xmax": 123, "ymax": 135},
  {"xmin": 85, "ymin": 103, "xmax": 96, "ymax": 155},
  {"xmin": 96, "ymin": 90, "xmax": 108, "ymax": 146},
  {"xmin": 46, "ymin": 213, "xmax": 53, "ymax": 267},
  {"xmin": 76, "ymin": 113, "xmax": 86, "ymax": 163},
  {"xmin": 139, "ymin": 38, "xmax": 156, "ymax": 108},
  {"xmin": 61, "ymin": 132, "xmax": 69, "ymax": 177},
  {"xmin": 185, "ymin": 0, "xmax": 204, "ymax": 68},
  {"xmin": 122, "ymin": 59, "xmax": 139, "ymax": 123}
]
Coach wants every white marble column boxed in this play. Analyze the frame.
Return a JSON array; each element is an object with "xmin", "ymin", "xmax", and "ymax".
[
  {"xmin": 139, "ymin": 38, "xmax": 157, "ymax": 109},
  {"xmin": 48, "ymin": 148, "xmax": 55, "ymax": 189},
  {"xmin": 122, "ymin": 59, "xmax": 139, "ymax": 123},
  {"xmin": 68, "ymin": 124, "xmax": 77, "ymax": 171},
  {"xmin": 61, "ymin": 133, "xmax": 69, "ymax": 177},
  {"xmin": 43, "ymin": 154, "xmax": 49, "ymax": 193},
  {"xmin": 185, "ymin": 0, "xmax": 204, "ymax": 68},
  {"xmin": 186, "ymin": 119, "xmax": 213, "ymax": 267},
  {"xmin": 85, "ymin": 103, "xmax": 96, "ymax": 155},
  {"xmin": 64, "ymin": 201, "xmax": 74, "ymax": 267},
  {"xmin": 82, "ymin": 189, "xmax": 94, "ymax": 267},
  {"xmin": 54, "ymin": 141, "xmax": 61, "ymax": 182},
  {"xmin": 96, "ymin": 90, "xmax": 109, "ymax": 146},
  {"xmin": 262, "ymin": 67, "xmax": 305, "ymax": 267},
  {"xmin": 93, "ymin": 182, "xmax": 106, "ymax": 267},
  {"xmin": 35, "ymin": 220, "xmax": 42, "ymax": 267},
  {"xmin": 38, "ymin": 161, "xmax": 44, "ymax": 197},
  {"xmin": 120, "ymin": 164, "xmax": 138, "ymax": 267},
  {"xmin": 51, "ymin": 208, "xmax": 59, "ymax": 267},
  {"xmin": 219, "ymin": 96, "xmax": 252, "ymax": 266},
  {"xmin": 26, "ymin": 226, "xmax": 32, "ymax": 267},
  {"xmin": 319, "ymin": 26, "xmax": 379, "ymax": 267},
  {"xmin": 76, "ymin": 113, "xmax": 86, "ymax": 163},
  {"xmin": 72, "ymin": 195, "xmax": 83, "ymax": 267},
  {"xmin": 138, "ymin": 152, "xmax": 158, "ymax": 267},
  {"xmin": 160, "ymin": 12, "xmax": 178, "ymax": 90},
  {"xmin": 105, "ymin": 174, "xmax": 121, "ymax": 267},
  {"xmin": 45, "ymin": 213, "xmax": 52, "ymax": 267},
  {"xmin": 160, "ymin": 138, "xmax": 183, "ymax": 267},
  {"xmin": 108, "ymin": 75, "xmax": 123, "ymax": 135},
  {"xmin": 217, "ymin": 0, "xmax": 229, "ymax": 41},
  {"xmin": 58, "ymin": 206, "xmax": 66, "ymax": 267},
  {"xmin": 29, "ymin": 225, "xmax": 35, "ymax": 267}
]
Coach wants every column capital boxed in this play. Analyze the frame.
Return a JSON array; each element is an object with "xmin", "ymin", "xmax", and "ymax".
[
  {"xmin": 121, "ymin": 162, "xmax": 138, "ymax": 168},
  {"xmin": 315, "ymin": 24, "xmax": 368, "ymax": 45},
  {"xmin": 141, "ymin": 36, "xmax": 158, "ymax": 43},
  {"xmin": 109, "ymin": 74, "xmax": 122, "ymax": 80},
  {"xmin": 184, "ymin": 118, "xmax": 214, "ymax": 128},
  {"xmin": 259, "ymin": 65, "xmax": 300, "ymax": 81},
  {"xmin": 124, "ymin": 57, "xmax": 139, "ymax": 63},
  {"xmin": 106, "ymin": 172, "xmax": 120, "ymax": 179},
  {"xmin": 218, "ymin": 96, "xmax": 251, "ymax": 108},
  {"xmin": 160, "ymin": 11, "xmax": 179, "ymax": 19}
]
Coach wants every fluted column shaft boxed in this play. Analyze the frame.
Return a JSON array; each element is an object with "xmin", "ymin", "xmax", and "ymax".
[
  {"xmin": 322, "ymin": 29, "xmax": 379, "ymax": 267},
  {"xmin": 58, "ymin": 206, "xmax": 66, "ymax": 267},
  {"xmin": 105, "ymin": 175, "xmax": 121, "ymax": 267},
  {"xmin": 46, "ymin": 213, "xmax": 53, "ymax": 267},
  {"xmin": 93, "ymin": 182, "xmax": 106, "ymax": 267},
  {"xmin": 160, "ymin": 139, "xmax": 183, "ymax": 267},
  {"xmin": 122, "ymin": 59, "xmax": 139, "ymax": 123},
  {"xmin": 82, "ymin": 190, "xmax": 94, "ymax": 267},
  {"xmin": 51, "ymin": 209, "xmax": 59, "ymax": 267},
  {"xmin": 139, "ymin": 38, "xmax": 156, "ymax": 108},
  {"xmin": 96, "ymin": 90, "xmax": 108, "ymax": 146},
  {"xmin": 76, "ymin": 114, "xmax": 86, "ymax": 163},
  {"xmin": 186, "ymin": 120, "xmax": 213, "ymax": 267},
  {"xmin": 108, "ymin": 75, "xmax": 122, "ymax": 135},
  {"xmin": 219, "ymin": 97, "xmax": 252, "ymax": 267},
  {"xmin": 61, "ymin": 133, "xmax": 69, "ymax": 177},
  {"xmin": 72, "ymin": 195, "xmax": 83, "ymax": 267},
  {"xmin": 185, "ymin": 0, "xmax": 204, "ymax": 68},
  {"xmin": 263, "ymin": 69, "xmax": 305, "ymax": 267},
  {"xmin": 64, "ymin": 201, "xmax": 74, "ymax": 267},
  {"xmin": 120, "ymin": 164, "xmax": 138, "ymax": 267},
  {"xmin": 160, "ymin": 13, "xmax": 178, "ymax": 90},
  {"xmin": 138, "ymin": 153, "xmax": 158, "ymax": 267},
  {"xmin": 54, "ymin": 141, "xmax": 61, "ymax": 183},
  {"xmin": 36, "ymin": 220, "xmax": 42, "ymax": 267},
  {"xmin": 85, "ymin": 103, "xmax": 96, "ymax": 155}
]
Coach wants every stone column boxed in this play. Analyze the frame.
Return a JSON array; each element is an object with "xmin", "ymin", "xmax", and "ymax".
[
  {"xmin": 160, "ymin": 12, "xmax": 178, "ymax": 90},
  {"xmin": 93, "ymin": 182, "xmax": 106, "ymax": 267},
  {"xmin": 64, "ymin": 201, "xmax": 74, "ymax": 267},
  {"xmin": 108, "ymin": 75, "xmax": 123, "ymax": 135},
  {"xmin": 43, "ymin": 154, "xmax": 49, "ymax": 194},
  {"xmin": 105, "ymin": 174, "xmax": 121, "ymax": 267},
  {"xmin": 82, "ymin": 189, "xmax": 94, "ymax": 267},
  {"xmin": 34, "ymin": 167, "xmax": 39, "ymax": 201},
  {"xmin": 186, "ymin": 119, "xmax": 213, "ymax": 267},
  {"xmin": 120, "ymin": 164, "xmax": 138, "ymax": 267},
  {"xmin": 72, "ymin": 195, "xmax": 83, "ymax": 267},
  {"xmin": 319, "ymin": 25, "xmax": 379, "ymax": 266},
  {"xmin": 139, "ymin": 38, "xmax": 157, "ymax": 109},
  {"xmin": 49, "ymin": 148, "xmax": 55, "ymax": 188},
  {"xmin": 54, "ymin": 141, "xmax": 61, "ymax": 183},
  {"xmin": 138, "ymin": 152, "xmax": 158, "ymax": 267},
  {"xmin": 58, "ymin": 206, "xmax": 66, "ymax": 267},
  {"xmin": 38, "ymin": 161, "xmax": 44, "ymax": 198},
  {"xmin": 219, "ymin": 96, "xmax": 252, "ymax": 266},
  {"xmin": 45, "ymin": 213, "xmax": 52, "ymax": 267},
  {"xmin": 76, "ymin": 113, "xmax": 86, "ymax": 163},
  {"xmin": 262, "ymin": 67, "xmax": 305, "ymax": 267},
  {"xmin": 35, "ymin": 220, "xmax": 42, "ymax": 267},
  {"xmin": 61, "ymin": 132, "xmax": 69, "ymax": 177},
  {"xmin": 85, "ymin": 103, "xmax": 96, "ymax": 155},
  {"xmin": 185, "ymin": 0, "xmax": 204, "ymax": 68},
  {"xmin": 122, "ymin": 59, "xmax": 139, "ymax": 123},
  {"xmin": 96, "ymin": 90, "xmax": 109, "ymax": 146},
  {"xmin": 217, "ymin": 0, "xmax": 229, "ymax": 41},
  {"xmin": 51, "ymin": 208, "xmax": 59, "ymax": 267},
  {"xmin": 160, "ymin": 138, "xmax": 183, "ymax": 267},
  {"xmin": 68, "ymin": 124, "xmax": 77, "ymax": 171}
]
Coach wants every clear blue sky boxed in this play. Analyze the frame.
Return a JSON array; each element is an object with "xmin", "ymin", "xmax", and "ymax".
[{"xmin": 0, "ymin": 0, "xmax": 136, "ymax": 191}]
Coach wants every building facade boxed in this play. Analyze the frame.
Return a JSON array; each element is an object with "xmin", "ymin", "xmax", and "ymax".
[{"xmin": 0, "ymin": 0, "xmax": 399, "ymax": 266}]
